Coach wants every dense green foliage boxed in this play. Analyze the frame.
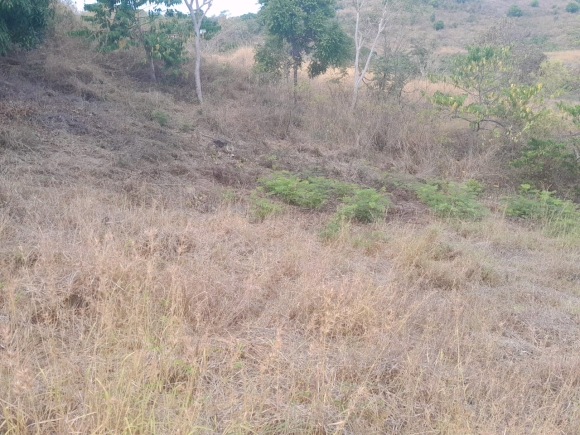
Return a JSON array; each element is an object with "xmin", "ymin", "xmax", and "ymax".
[
  {"xmin": 511, "ymin": 138, "xmax": 579, "ymax": 188},
  {"xmin": 259, "ymin": 171, "xmax": 356, "ymax": 209},
  {"xmin": 259, "ymin": 171, "xmax": 390, "ymax": 239},
  {"xmin": 0, "ymin": 0, "xmax": 53, "ymax": 55},
  {"xmin": 255, "ymin": 0, "xmax": 353, "ymax": 85},
  {"xmin": 434, "ymin": 20, "xmax": 444, "ymax": 30},
  {"xmin": 337, "ymin": 189, "xmax": 390, "ymax": 223},
  {"xmin": 415, "ymin": 180, "xmax": 488, "ymax": 219},
  {"xmin": 566, "ymin": 2, "xmax": 579, "ymax": 12},
  {"xmin": 81, "ymin": 0, "xmax": 219, "ymax": 79},
  {"xmin": 507, "ymin": 5, "xmax": 523, "ymax": 16}
]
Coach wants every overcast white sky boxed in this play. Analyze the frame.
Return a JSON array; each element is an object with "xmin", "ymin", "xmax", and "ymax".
[{"xmin": 72, "ymin": 0, "xmax": 260, "ymax": 17}]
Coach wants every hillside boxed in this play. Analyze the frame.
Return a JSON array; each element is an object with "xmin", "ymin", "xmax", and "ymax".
[{"xmin": 1, "ymin": 3, "xmax": 580, "ymax": 434}]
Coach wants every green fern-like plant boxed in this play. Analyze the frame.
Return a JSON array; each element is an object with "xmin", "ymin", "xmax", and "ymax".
[{"xmin": 415, "ymin": 179, "xmax": 487, "ymax": 219}]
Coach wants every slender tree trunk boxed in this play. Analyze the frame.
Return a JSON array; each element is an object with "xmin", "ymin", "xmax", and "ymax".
[
  {"xmin": 149, "ymin": 55, "xmax": 157, "ymax": 82},
  {"xmin": 194, "ymin": 32, "xmax": 203, "ymax": 103},
  {"xmin": 184, "ymin": 0, "xmax": 213, "ymax": 104},
  {"xmin": 351, "ymin": 0, "xmax": 389, "ymax": 111}
]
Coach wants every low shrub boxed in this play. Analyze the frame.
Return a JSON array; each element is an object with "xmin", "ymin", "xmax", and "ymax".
[
  {"xmin": 150, "ymin": 110, "xmax": 169, "ymax": 126},
  {"xmin": 337, "ymin": 188, "xmax": 390, "ymax": 223},
  {"xmin": 511, "ymin": 138, "xmax": 578, "ymax": 189},
  {"xmin": 566, "ymin": 2, "xmax": 579, "ymax": 12},
  {"xmin": 249, "ymin": 191, "xmax": 282, "ymax": 221},
  {"xmin": 259, "ymin": 172, "xmax": 391, "ymax": 239},
  {"xmin": 415, "ymin": 179, "xmax": 487, "ymax": 219},
  {"xmin": 259, "ymin": 171, "xmax": 356, "ymax": 209},
  {"xmin": 507, "ymin": 5, "xmax": 524, "ymax": 16},
  {"xmin": 504, "ymin": 184, "xmax": 580, "ymax": 235},
  {"xmin": 434, "ymin": 20, "xmax": 445, "ymax": 30}
]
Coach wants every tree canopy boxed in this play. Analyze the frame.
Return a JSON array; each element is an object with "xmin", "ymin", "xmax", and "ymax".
[
  {"xmin": 255, "ymin": 0, "xmax": 353, "ymax": 86},
  {"xmin": 0, "ymin": 0, "xmax": 53, "ymax": 55}
]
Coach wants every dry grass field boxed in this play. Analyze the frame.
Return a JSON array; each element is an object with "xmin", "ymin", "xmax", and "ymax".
[{"xmin": 1, "ymin": 4, "xmax": 580, "ymax": 434}]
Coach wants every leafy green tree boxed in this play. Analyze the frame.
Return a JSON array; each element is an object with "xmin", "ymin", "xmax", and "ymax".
[
  {"xmin": 255, "ymin": 0, "xmax": 353, "ymax": 87},
  {"xmin": 82, "ymin": 0, "xmax": 195, "ymax": 81},
  {"xmin": 0, "ymin": 0, "xmax": 53, "ymax": 55},
  {"xmin": 429, "ymin": 45, "xmax": 545, "ymax": 157},
  {"xmin": 566, "ymin": 2, "xmax": 579, "ymax": 12},
  {"xmin": 370, "ymin": 50, "xmax": 418, "ymax": 99}
]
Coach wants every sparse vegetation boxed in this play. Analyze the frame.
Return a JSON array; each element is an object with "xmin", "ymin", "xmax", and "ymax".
[{"xmin": 150, "ymin": 109, "xmax": 169, "ymax": 126}]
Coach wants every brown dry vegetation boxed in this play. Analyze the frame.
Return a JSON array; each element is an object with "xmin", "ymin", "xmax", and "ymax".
[{"xmin": 1, "ymin": 4, "xmax": 580, "ymax": 435}]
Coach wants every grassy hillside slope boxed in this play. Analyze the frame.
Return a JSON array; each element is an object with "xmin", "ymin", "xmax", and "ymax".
[{"xmin": 1, "ymin": 4, "xmax": 580, "ymax": 434}]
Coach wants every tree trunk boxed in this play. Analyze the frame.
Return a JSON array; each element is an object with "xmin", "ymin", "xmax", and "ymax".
[
  {"xmin": 194, "ymin": 32, "xmax": 203, "ymax": 103},
  {"xmin": 149, "ymin": 55, "xmax": 157, "ymax": 82},
  {"xmin": 351, "ymin": 1, "xmax": 388, "ymax": 111},
  {"xmin": 293, "ymin": 61, "xmax": 298, "ymax": 103},
  {"xmin": 185, "ymin": 0, "xmax": 213, "ymax": 105}
]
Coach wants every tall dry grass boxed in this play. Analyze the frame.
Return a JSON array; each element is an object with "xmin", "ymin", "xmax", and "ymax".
[
  {"xmin": 1, "ymin": 7, "xmax": 580, "ymax": 433},
  {"xmin": 1, "ymin": 174, "xmax": 580, "ymax": 433}
]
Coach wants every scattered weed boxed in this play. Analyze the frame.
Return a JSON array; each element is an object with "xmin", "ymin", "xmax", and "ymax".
[
  {"xmin": 249, "ymin": 190, "xmax": 282, "ymax": 221},
  {"xmin": 150, "ymin": 109, "xmax": 169, "ymax": 126}
]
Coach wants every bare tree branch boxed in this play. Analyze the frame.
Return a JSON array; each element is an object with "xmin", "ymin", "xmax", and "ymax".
[{"xmin": 352, "ymin": 0, "xmax": 389, "ymax": 110}]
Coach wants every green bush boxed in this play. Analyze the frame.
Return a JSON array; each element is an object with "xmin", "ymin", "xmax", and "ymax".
[
  {"xmin": 511, "ymin": 138, "xmax": 578, "ymax": 188},
  {"xmin": 504, "ymin": 184, "xmax": 580, "ymax": 235},
  {"xmin": 337, "ymin": 189, "xmax": 391, "ymax": 223},
  {"xmin": 415, "ymin": 179, "xmax": 488, "ymax": 219},
  {"xmin": 259, "ymin": 172, "xmax": 391, "ymax": 239},
  {"xmin": 531, "ymin": 0, "xmax": 539, "ymax": 6},
  {"xmin": 434, "ymin": 20, "xmax": 445, "ymax": 30},
  {"xmin": 259, "ymin": 171, "xmax": 356, "ymax": 209},
  {"xmin": 566, "ymin": 2, "xmax": 579, "ymax": 12},
  {"xmin": 507, "ymin": 5, "xmax": 524, "ymax": 16},
  {"xmin": 0, "ymin": 0, "xmax": 53, "ymax": 55},
  {"xmin": 150, "ymin": 110, "xmax": 169, "ymax": 127}
]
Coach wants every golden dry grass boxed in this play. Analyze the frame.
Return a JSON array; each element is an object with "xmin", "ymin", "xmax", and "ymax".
[
  {"xmin": 1, "ymin": 8, "xmax": 580, "ymax": 434},
  {"xmin": 2, "ymin": 172, "xmax": 580, "ymax": 433},
  {"xmin": 545, "ymin": 50, "xmax": 580, "ymax": 64}
]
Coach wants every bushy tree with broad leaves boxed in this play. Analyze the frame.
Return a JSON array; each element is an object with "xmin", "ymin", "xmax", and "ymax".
[
  {"xmin": 0, "ymin": 0, "xmax": 54, "ymax": 55},
  {"xmin": 255, "ymin": 0, "xmax": 353, "ymax": 87},
  {"xmin": 82, "ymin": 0, "xmax": 209, "ymax": 81}
]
